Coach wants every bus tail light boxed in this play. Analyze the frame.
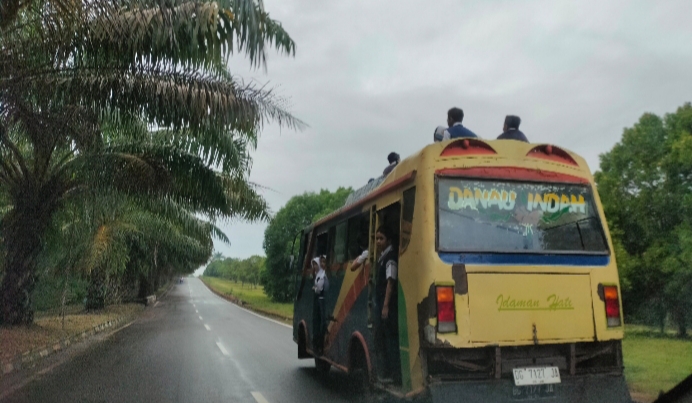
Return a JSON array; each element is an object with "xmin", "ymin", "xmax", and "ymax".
[
  {"xmin": 436, "ymin": 286, "xmax": 456, "ymax": 333},
  {"xmin": 603, "ymin": 285, "xmax": 621, "ymax": 327}
]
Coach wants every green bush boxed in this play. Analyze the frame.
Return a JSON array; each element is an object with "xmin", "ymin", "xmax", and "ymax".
[{"xmin": 32, "ymin": 274, "xmax": 88, "ymax": 312}]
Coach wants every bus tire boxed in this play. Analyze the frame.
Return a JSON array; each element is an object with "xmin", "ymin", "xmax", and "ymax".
[
  {"xmin": 348, "ymin": 343, "xmax": 371, "ymax": 394},
  {"xmin": 315, "ymin": 357, "xmax": 331, "ymax": 374},
  {"xmin": 297, "ymin": 324, "xmax": 310, "ymax": 359}
]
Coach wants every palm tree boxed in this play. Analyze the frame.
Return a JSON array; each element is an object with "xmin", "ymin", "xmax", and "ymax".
[
  {"xmin": 212, "ymin": 251, "xmax": 225, "ymax": 261},
  {"xmin": 43, "ymin": 190, "xmax": 228, "ymax": 309},
  {"xmin": 0, "ymin": 0, "xmax": 300, "ymax": 324}
]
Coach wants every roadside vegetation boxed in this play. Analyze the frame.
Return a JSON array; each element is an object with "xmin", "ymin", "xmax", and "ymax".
[
  {"xmin": 0, "ymin": 303, "xmax": 144, "ymax": 364},
  {"xmin": 623, "ymin": 329, "xmax": 692, "ymax": 401},
  {"xmin": 200, "ymin": 276, "xmax": 293, "ymax": 320},
  {"xmin": 0, "ymin": 0, "xmax": 298, "ymax": 326},
  {"xmin": 596, "ymin": 103, "xmax": 692, "ymax": 337},
  {"xmin": 203, "ymin": 254, "xmax": 265, "ymax": 289},
  {"xmin": 261, "ymin": 187, "xmax": 353, "ymax": 302}
]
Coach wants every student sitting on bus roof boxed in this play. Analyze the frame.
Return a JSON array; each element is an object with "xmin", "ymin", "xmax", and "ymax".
[
  {"xmin": 433, "ymin": 125, "xmax": 446, "ymax": 142},
  {"xmin": 442, "ymin": 107, "xmax": 478, "ymax": 140},
  {"xmin": 497, "ymin": 115, "xmax": 529, "ymax": 142},
  {"xmin": 383, "ymin": 152, "xmax": 400, "ymax": 176}
]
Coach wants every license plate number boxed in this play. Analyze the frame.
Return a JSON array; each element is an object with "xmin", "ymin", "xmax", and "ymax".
[
  {"xmin": 512, "ymin": 366, "xmax": 561, "ymax": 386},
  {"xmin": 511, "ymin": 384, "xmax": 557, "ymax": 400}
]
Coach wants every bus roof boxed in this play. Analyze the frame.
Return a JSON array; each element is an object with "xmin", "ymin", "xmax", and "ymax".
[{"xmin": 309, "ymin": 138, "xmax": 592, "ymax": 230}]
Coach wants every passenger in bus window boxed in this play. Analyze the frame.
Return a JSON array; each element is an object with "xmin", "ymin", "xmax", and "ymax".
[
  {"xmin": 320, "ymin": 255, "xmax": 329, "ymax": 291},
  {"xmin": 383, "ymin": 152, "xmax": 400, "ymax": 176},
  {"xmin": 442, "ymin": 107, "xmax": 478, "ymax": 140},
  {"xmin": 375, "ymin": 226, "xmax": 401, "ymax": 384},
  {"xmin": 350, "ymin": 249, "xmax": 369, "ymax": 272},
  {"xmin": 497, "ymin": 115, "xmax": 529, "ymax": 142}
]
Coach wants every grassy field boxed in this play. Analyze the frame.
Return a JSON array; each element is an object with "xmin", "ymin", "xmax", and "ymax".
[
  {"xmin": 200, "ymin": 276, "xmax": 294, "ymax": 320},
  {"xmin": 623, "ymin": 330, "xmax": 692, "ymax": 401}
]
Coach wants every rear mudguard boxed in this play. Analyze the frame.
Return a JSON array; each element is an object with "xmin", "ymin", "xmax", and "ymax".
[{"xmin": 427, "ymin": 374, "xmax": 631, "ymax": 403}]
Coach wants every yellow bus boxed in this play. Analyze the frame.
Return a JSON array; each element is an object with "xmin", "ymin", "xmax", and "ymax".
[{"xmin": 292, "ymin": 138, "xmax": 630, "ymax": 403}]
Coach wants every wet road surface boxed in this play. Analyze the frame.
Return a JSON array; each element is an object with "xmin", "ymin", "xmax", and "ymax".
[{"xmin": 0, "ymin": 278, "xmax": 359, "ymax": 403}]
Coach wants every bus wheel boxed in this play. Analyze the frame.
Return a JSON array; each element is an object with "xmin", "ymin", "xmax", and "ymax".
[
  {"xmin": 348, "ymin": 344, "xmax": 371, "ymax": 394},
  {"xmin": 298, "ymin": 326, "xmax": 309, "ymax": 359},
  {"xmin": 315, "ymin": 357, "xmax": 331, "ymax": 374}
]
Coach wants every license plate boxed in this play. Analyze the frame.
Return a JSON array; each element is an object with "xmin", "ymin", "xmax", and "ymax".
[
  {"xmin": 511, "ymin": 384, "xmax": 557, "ymax": 400},
  {"xmin": 512, "ymin": 366, "xmax": 561, "ymax": 386}
]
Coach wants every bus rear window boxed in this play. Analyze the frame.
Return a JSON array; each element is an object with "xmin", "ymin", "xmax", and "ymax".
[{"xmin": 437, "ymin": 178, "xmax": 608, "ymax": 254}]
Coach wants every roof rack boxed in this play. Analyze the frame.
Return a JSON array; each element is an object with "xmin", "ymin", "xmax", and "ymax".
[{"xmin": 343, "ymin": 175, "xmax": 386, "ymax": 208}]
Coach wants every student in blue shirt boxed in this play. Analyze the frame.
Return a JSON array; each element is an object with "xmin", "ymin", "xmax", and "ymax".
[
  {"xmin": 442, "ymin": 107, "xmax": 478, "ymax": 140},
  {"xmin": 497, "ymin": 115, "xmax": 529, "ymax": 142}
]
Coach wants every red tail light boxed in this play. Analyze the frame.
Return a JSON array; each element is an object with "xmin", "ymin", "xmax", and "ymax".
[
  {"xmin": 603, "ymin": 285, "xmax": 621, "ymax": 327},
  {"xmin": 436, "ymin": 286, "xmax": 456, "ymax": 333}
]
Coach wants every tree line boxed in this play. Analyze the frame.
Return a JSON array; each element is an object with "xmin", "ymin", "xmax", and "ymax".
[
  {"xmin": 203, "ymin": 254, "xmax": 265, "ymax": 288},
  {"xmin": 0, "ymin": 0, "xmax": 298, "ymax": 325},
  {"xmin": 596, "ymin": 103, "xmax": 692, "ymax": 337},
  {"xmin": 261, "ymin": 188, "xmax": 353, "ymax": 302}
]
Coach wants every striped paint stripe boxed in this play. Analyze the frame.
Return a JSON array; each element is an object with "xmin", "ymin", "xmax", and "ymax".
[{"xmin": 326, "ymin": 263, "xmax": 370, "ymax": 348}]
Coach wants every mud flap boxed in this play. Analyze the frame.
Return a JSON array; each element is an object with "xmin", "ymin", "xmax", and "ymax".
[{"xmin": 429, "ymin": 374, "xmax": 631, "ymax": 403}]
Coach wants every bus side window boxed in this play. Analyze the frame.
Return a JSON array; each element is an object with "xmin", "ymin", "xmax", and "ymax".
[
  {"xmin": 378, "ymin": 203, "xmax": 402, "ymax": 253},
  {"xmin": 315, "ymin": 231, "xmax": 329, "ymax": 258},
  {"xmin": 347, "ymin": 213, "xmax": 369, "ymax": 260},
  {"xmin": 297, "ymin": 232, "xmax": 309, "ymax": 272},
  {"xmin": 331, "ymin": 221, "xmax": 348, "ymax": 264},
  {"xmin": 401, "ymin": 187, "xmax": 416, "ymax": 254}
]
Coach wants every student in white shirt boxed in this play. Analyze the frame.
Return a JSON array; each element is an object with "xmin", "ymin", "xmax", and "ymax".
[
  {"xmin": 312, "ymin": 256, "xmax": 329, "ymax": 353},
  {"xmin": 374, "ymin": 225, "xmax": 401, "ymax": 384}
]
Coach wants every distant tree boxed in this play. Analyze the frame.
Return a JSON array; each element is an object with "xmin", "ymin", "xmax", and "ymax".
[
  {"xmin": 211, "ymin": 252, "xmax": 225, "ymax": 262},
  {"xmin": 262, "ymin": 187, "xmax": 352, "ymax": 302},
  {"xmin": 595, "ymin": 103, "xmax": 692, "ymax": 337},
  {"xmin": 203, "ymin": 254, "xmax": 264, "ymax": 288}
]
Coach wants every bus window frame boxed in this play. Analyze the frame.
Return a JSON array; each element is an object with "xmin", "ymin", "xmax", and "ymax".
[
  {"xmin": 346, "ymin": 212, "xmax": 370, "ymax": 261},
  {"xmin": 434, "ymin": 174, "xmax": 611, "ymax": 256}
]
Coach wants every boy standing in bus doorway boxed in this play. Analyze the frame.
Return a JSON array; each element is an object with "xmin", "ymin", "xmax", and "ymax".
[{"xmin": 375, "ymin": 226, "xmax": 401, "ymax": 384}]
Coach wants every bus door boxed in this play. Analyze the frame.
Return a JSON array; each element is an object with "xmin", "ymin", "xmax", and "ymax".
[
  {"xmin": 294, "ymin": 229, "xmax": 315, "ymax": 355},
  {"xmin": 373, "ymin": 202, "xmax": 402, "ymax": 380},
  {"xmin": 311, "ymin": 230, "xmax": 330, "ymax": 351}
]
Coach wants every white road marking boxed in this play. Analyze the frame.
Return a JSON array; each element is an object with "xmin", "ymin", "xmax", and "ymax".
[
  {"xmin": 204, "ymin": 324, "xmax": 211, "ymax": 331},
  {"xmin": 216, "ymin": 342, "xmax": 230, "ymax": 356},
  {"xmin": 199, "ymin": 316, "xmax": 203, "ymax": 320},
  {"xmin": 195, "ymin": 309, "xmax": 198, "ymax": 313},
  {"xmin": 251, "ymin": 392, "xmax": 270, "ymax": 403}
]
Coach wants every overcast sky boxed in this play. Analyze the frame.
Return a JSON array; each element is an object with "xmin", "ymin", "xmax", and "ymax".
[{"xmin": 199, "ymin": 0, "xmax": 692, "ymax": 268}]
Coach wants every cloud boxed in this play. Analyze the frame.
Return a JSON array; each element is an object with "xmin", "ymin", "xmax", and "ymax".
[{"xmin": 210, "ymin": 0, "xmax": 692, "ymax": 260}]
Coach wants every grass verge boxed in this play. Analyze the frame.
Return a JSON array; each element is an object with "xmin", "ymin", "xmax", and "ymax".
[
  {"xmin": 623, "ymin": 329, "xmax": 692, "ymax": 402},
  {"xmin": 0, "ymin": 303, "xmax": 144, "ymax": 364},
  {"xmin": 200, "ymin": 276, "xmax": 293, "ymax": 320}
]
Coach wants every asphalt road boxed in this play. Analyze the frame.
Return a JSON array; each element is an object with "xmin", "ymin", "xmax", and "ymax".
[{"xmin": 0, "ymin": 278, "xmax": 358, "ymax": 403}]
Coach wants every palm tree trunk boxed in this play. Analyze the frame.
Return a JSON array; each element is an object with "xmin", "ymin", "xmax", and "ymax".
[
  {"xmin": 0, "ymin": 211, "xmax": 48, "ymax": 324},
  {"xmin": 0, "ymin": 174, "xmax": 62, "ymax": 324},
  {"xmin": 85, "ymin": 269, "xmax": 106, "ymax": 310}
]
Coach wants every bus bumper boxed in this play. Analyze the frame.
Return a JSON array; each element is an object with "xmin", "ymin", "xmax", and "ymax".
[{"xmin": 428, "ymin": 374, "xmax": 631, "ymax": 403}]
